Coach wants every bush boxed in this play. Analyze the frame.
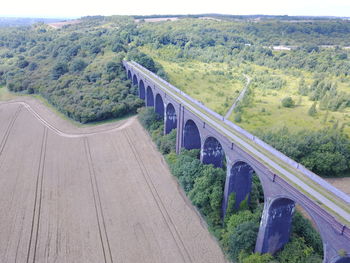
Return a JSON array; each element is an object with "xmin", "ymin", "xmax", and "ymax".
[
  {"xmin": 234, "ymin": 112, "xmax": 242, "ymax": 123},
  {"xmin": 71, "ymin": 59, "xmax": 87, "ymax": 72},
  {"xmin": 228, "ymin": 221, "xmax": 259, "ymax": 261},
  {"xmin": 52, "ymin": 62, "xmax": 68, "ymax": 80},
  {"xmin": 282, "ymin": 96, "xmax": 295, "ymax": 108}
]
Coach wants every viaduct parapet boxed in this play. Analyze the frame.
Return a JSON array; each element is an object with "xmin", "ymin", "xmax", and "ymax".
[{"xmin": 124, "ymin": 60, "xmax": 350, "ymax": 263}]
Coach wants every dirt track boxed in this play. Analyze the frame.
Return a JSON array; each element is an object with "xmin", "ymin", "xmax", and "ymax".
[{"xmin": 0, "ymin": 99, "xmax": 227, "ymax": 263}]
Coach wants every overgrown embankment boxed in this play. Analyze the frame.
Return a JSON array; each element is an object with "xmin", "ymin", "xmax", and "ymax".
[{"xmin": 138, "ymin": 107, "xmax": 323, "ymax": 263}]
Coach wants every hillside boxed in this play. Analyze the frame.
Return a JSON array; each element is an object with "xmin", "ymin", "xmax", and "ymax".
[{"xmin": 1, "ymin": 15, "xmax": 350, "ymax": 177}]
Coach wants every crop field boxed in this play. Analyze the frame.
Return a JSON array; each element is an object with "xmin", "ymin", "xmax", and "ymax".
[{"xmin": 0, "ymin": 99, "xmax": 226, "ymax": 263}]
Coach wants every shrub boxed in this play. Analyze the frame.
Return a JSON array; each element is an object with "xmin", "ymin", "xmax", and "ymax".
[{"xmin": 282, "ymin": 96, "xmax": 295, "ymax": 108}]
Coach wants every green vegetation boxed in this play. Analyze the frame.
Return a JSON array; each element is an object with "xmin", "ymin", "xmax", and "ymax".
[
  {"xmin": 0, "ymin": 16, "xmax": 166, "ymax": 123},
  {"xmin": 138, "ymin": 107, "xmax": 323, "ymax": 263},
  {"xmin": 132, "ymin": 17, "xmax": 350, "ymax": 177},
  {"xmin": 259, "ymin": 127, "xmax": 350, "ymax": 177},
  {"xmin": 0, "ymin": 85, "xmax": 18, "ymax": 101},
  {"xmin": 281, "ymin": 97, "xmax": 295, "ymax": 108}
]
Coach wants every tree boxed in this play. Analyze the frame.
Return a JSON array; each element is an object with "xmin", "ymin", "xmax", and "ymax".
[
  {"xmin": 308, "ymin": 102, "xmax": 317, "ymax": 116},
  {"xmin": 228, "ymin": 221, "xmax": 259, "ymax": 261},
  {"xmin": 276, "ymin": 236, "xmax": 322, "ymax": 263},
  {"xmin": 17, "ymin": 59, "xmax": 29, "ymax": 68},
  {"xmin": 240, "ymin": 252, "xmax": 273, "ymax": 263},
  {"xmin": 71, "ymin": 59, "xmax": 87, "ymax": 72},
  {"xmin": 112, "ymin": 43, "xmax": 126, "ymax": 53},
  {"xmin": 234, "ymin": 112, "xmax": 242, "ymax": 123},
  {"xmin": 52, "ymin": 62, "xmax": 68, "ymax": 80},
  {"xmin": 282, "ymin": 96, "xmax": 295, "ymax": 108}
]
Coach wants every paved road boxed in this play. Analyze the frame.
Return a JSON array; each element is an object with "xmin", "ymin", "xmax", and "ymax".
[{"xmin": 130, "ymin": 62, "xmax": 350, "ymax": 223}]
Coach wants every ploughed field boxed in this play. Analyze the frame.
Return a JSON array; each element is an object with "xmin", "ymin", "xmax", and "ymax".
[{"xmin": 0, "ymin": 100, "xmax": 226, "ymax": 263}]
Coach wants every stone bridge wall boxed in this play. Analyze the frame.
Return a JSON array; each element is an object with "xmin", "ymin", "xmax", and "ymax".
[{"xmin": 124, "ymin": 61, "xmax": 350, "ymax": 263}]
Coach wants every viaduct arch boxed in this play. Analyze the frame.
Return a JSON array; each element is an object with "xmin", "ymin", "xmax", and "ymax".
[
  {"xmin": 139, "ymin": 80, "xmax": 145, "ymax": 99},
  {"xmin": 155, "ymin": 94, "xmax": 164, "ymax": 119},
  {"xmin": 124, "ymin": 61, "xmax": 350, "ymax": 263},
  {"xmin": 146, "ymin": 86, "xmax": 154, "ymax": 107}
]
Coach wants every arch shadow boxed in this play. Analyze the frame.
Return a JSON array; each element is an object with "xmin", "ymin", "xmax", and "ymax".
[
  {"xmin": 202, "ymin": 136, "xmax": 225, "ymax": 168},
  {"xmin": 146, "ymin": 86, "xmax": 154, "ymax": 107},
  {"xmin": 127, "ymin": 70, "xmax": 132, "ymax": 80},
  {"xmin": 257, "ymin": 195, "xmax": 325, "ymax": 260},
  {"xmin": 165, "ymin": 103, "xmax": 177, "ymax": 134},
  {"xmin": 139, "ymin": 80, "xmax": 145, "ymax": 100},
  {"xmin": 223, "ymin": 161, "xmax": 254, "ymax": 214},
  {"xmin": 132, "ymin": 74, "xmax": 138, "ymax": 86},
  {"xmin": 155, "ymin": 94, "xmax": 164, "ymax": 120},
  {"xmin": 183, "ymin": 119, "xmax": 201, "ymax": 150},
  {"xmin": 335, "ymin": 257, "xmax": 350, "ymax": 263}
]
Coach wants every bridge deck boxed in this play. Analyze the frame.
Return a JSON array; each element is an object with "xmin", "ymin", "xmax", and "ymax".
[
  {"xmin": 129, "ymin": 61, "xmax": 350, "ymax": 225},
  {"xmin": 0, "ymin": 102, "xmax": 226, "ymax": 263}
]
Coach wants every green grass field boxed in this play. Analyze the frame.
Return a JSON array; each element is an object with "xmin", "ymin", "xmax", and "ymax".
[
  {"xmin": 0, "ymin": 86, "xmax": 18, "ymax": 101},
  {"xmin": 142, "ymin": 50, "xmax": 350, "ymax": 137},
  {"xmin": 229, "ymin": 65, "xmax": 350, "ymax": 136},
  {"xmin": 140, "ymin": 46, "xmax": 245, "ymax": 115}
]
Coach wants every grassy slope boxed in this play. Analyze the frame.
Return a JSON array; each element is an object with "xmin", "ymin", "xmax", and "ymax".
[
  {"xmin": 140, "ymin": 46, "xmax": 245, "ymax": 115},
  {"xmin": 231, "ymin": 65, "xmax": 350, "ymax": 136},
  {"xmin": 143, "ymin": 51, "xmax": 350, "ymax": 137}
]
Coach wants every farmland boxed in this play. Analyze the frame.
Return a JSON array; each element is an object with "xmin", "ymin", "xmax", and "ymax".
[{"xmin": 0, "ymin": 99, "xmax": 226, "ymax": 263}]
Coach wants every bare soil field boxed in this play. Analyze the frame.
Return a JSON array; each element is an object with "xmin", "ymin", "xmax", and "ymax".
[
  {"xmin": 48, "ymin": 20, "xmax": 81, "ymax": 29},
  {"xmin": 325, "ymin": 178, "xmax": 350, "ymax": 195},
  {"xmin": 135, "ymin": 17, "xmax": 179, "ymax": 23},
  {"xmin": 0, "ymin": 100, "xmax": 226, "ymax": 263}
]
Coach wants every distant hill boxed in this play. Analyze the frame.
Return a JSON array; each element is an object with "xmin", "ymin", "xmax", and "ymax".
[{"xmin": 0, "ymin": 17, "xmax": 68, "ymax": 27}]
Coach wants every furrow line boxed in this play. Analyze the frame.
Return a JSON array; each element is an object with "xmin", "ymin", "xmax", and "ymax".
[
  {"xmin": 0, "ymin": 105, "xmax": 22, "ymax": 157},
  {"xmin": 84, "ymin": 137, "xmax": 113, "ymax": 263},
  {"xmin": 123, "ymin": 129, "xmax": 193, "ymax": 263},
  {"xmin": 26, "ymin": 127, "xmax": 48, "ymax": 263}
]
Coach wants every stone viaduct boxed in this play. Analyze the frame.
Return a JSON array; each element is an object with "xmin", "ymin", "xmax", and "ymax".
[{"xmin": 124, "ymin": 60, "xmax": 350, "ymax": 263}]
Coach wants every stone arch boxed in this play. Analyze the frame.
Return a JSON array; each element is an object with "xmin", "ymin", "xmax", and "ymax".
[
  {"xmin": 257, "ymin": 196, "xmax": 325, "ymax": 259},
  {"xmin": 127, "ymin": 70, "xmax": 132, "ymax": 80},
  {"xmin": 183, "ymin": 119, "xmax": 201, "ymax": 150},
  {"xmin": 260, "ymin": 197, "xmax": 295, "ymax": 254},
  {"xmin": 223, "ymin": 161, "xmax": 255, "ymax": 214},
  {"xmin": 155, "ymin": 94, "xmax": 164, "ymax": 120},
  {"xmin": 132, "ymin": 74, "xmax": 138, "ymax": 86},
  {"xmin": 165, "ymin": 103, "xmax": 177, "ymax": 134},
  {"xmin": 139, "ymin": 80, "xmax": 145, "ymax": 100},
  {"xmin": 202, "ymin": 136, "xmax": 225, "ymax": 168},
  {"xmin": 334, "ymin": 257, "xmax": 350, "ymax": 263},
  {"xmin": 146, "ymin": 86, "xmax": 154, "ymax": 107}
]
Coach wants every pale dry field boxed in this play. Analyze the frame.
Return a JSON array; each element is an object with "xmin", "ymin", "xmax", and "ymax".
[
  {"xmin": 325, "ymin": 178, "xmax": 350, "ymax": 195},
  {"xmin": 0, "ymin": 100, "xmax": 226, "ymax": 263}
]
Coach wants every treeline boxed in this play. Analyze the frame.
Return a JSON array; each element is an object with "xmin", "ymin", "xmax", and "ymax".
[
  {"xmin": 136, "ymin": 18, "xmax": 350, "ymax": 75},
  {"xmin": 259, "ymin": 127, "xmax": 350, "ymax": 177},
  {"xmin": 138, "ymin": 107, "xmax": 323, "ymax": 263},
  {"xmin": 298, "ymin": 76, "xmax": 350, "ymax": 112},
  {"xmin": 0, "ymin": 16, "xmax": 166, "ymax": 123},
  {"xmin": 1, "ymin": 16, "xmax": 349, "ymax": 123}
]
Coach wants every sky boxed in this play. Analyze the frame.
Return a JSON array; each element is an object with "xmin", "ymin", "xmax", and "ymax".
[{"xmin": 1, "ymin": 0, "xmax": 350, "ymax": 18}]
